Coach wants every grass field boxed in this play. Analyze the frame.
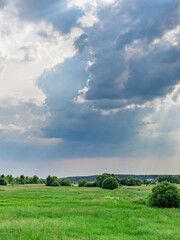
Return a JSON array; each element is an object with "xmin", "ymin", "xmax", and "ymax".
[{"xmin": 0, "ymin": 184, "xmax": 180, "ymax": 240}]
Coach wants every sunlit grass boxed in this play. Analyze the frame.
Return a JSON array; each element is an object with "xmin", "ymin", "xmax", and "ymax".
[{"xmin": 0, "ymin": 184, "xmax": 179, "ymax": 240}]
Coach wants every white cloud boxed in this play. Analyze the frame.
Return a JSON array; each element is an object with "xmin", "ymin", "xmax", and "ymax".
[
  {"xmin": 0, "ymin": 123, "xmax": 27, "ymax": 133},
  {"xmin": 25, "ymin": 136, "xmax": 62, "ymax": 145},
  {"xmin": 0, "ymin": 0, "xmax": 83, "ymax": 106},
  {"xmin": 68, "ymin": 0, "xmax": 115, "ymax": 9},
  {"xmin": 68, "ymin": 0, "xmax": 115, "ymax": 28},
  {"xmin": 78, "ymin": 11, "xmax": 98, "ymax": 28}
]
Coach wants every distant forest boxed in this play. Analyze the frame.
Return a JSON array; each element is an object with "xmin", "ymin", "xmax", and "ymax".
[
  {"xmin": 64, "ymin": 174, "xmax": 159, "ymax": 183},
  {"xmin": 1, "ymin": 174, "xmax": 180, "ymax": 186}
]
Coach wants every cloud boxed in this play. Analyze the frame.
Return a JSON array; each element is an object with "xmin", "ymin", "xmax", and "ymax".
[
  {"xmin": 17, "ymin": 0, "xmax": 83, "ymax": 33},
  {"xmin": 74, "ymin": 33, "xmax": 88, "ymax": 52},
  {"xmin": 0, "ymin": 0, "xmax": 6, "ymax": 8},
  {"xmin": 76, "ymin": 0, "xmax": 180, "ymax": 110},
  {"xmin": 0, "ymin": 123, "xmax": 26, "ymax": 133},
  {"xmin": 116, "ymin": 0, "xmax": 180, "ymax": 49},
  {"xmin": 0, "ymin": 0, "xmax": 180, "ymax": 175},
  {"xmin": 1, "ymin": 155, "xmax": 180, "ymax": 177},
  {"xmin": 33, "ymin": 0, "xmax": 180, "ymax": 161},
  {"xmin": 0, "ymin": 0, "xmax": 83, "ymax": 106},
  {"xmin": 36, "ymin": 57, "xmax": 144, "ymax": 159}
]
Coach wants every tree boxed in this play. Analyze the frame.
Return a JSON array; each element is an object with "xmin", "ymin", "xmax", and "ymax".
[
  {"xmin": 102, "ymin": 177, "xmax": 119, "ymax": 190},
  {"xmin": 120, "ymin": 177, "xmax": 142, "ymax": 186},
  {"xmin": 19, "ymin": 175, "xmax": 26, "ymax": 184},
  {"xmin": 84, "ymin": 182, "xmax": 97, "ymax": 187},
  {"xmin": 0, "ymin": 178, "xmax": 7, "ymax": 185},
  {"xmin": 32, "ymin": 175, "xmax": 39, "ymax": 184},
  {"xmin": 158, "ymin": 175, "xmax": 180, "ymax": 184},
  {"xmin": 96, "ymin": 173, "xmax": 119, "ymax": 187},
  {"xmin": 25, "ymin": 176, "xmax": 29, "ymax": 184},
  {"xmin": 39, "ymin": 178, "xmax": 45, "ymax": 184},
  {"xmin": 46, "ymin": 176, "xmax": 58, "ymax": 186},
  {"xmin": 78, "ymin": 179, "xmax": 88, "ymax": 187},
  {"xmin": 7, "ymin": 175, "xmax": 14, "ymax": 184},
  {"xmin": 143, "ymin": 179, "xmax": 151, "ymax": 185},
  {"xmin": 60, "ymin": 179, "xmax": 71, "ymax": 186},
  {"xmin": 148, "ymin": 181, "xmax": 180, "ymax": 208},
  {"xmin": 29, "ymin": 177, "xmax": 34, "ymax": 184},
  {"xmin": 15, "ymin": 177, "xmax": 20, "ymax": 184},
  {"xmin": 51, "ymin": 180, "xmax": 60, "ymax": 186}
]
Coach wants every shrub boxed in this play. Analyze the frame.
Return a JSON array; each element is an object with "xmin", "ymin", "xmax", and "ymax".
[
  {"xmin": 143, "ymin": 179, "xmax": 152, "ymax": 185},
  {"xmin": 51, "ymin": 180, "xmax": 60, "ymax": 187},
  {"xmin": 0, "ymin": 178, "xmax": 7, "ymax": 185},
  {"xmin": 96, "ymin": 173, "xmax": 120, "ymax": 187},
  {"xmin": 102, "ymin": 177, "xmax": 119, "ymax": 190},
  {"xmin": 46, "ymin": 176, "xmax": 58, "ymax": 186},
  {"xmin": 78, "ymin": 179, "xmax": 88, "ymax": 187},
  {"xmin": 39, "ymin": 179, "xmax": 45, "ymax": 184},
  {"xmin": 148, "ymin": 181, "xmax": 180, "ymax": 208},
  {"xmin": 60, "ymin": 179, "xmax": 71, "ymax": 186},
  {"xmin": 84, "ymin": 182, "xmax": 97, "ymax": 187},
  {"xmin": 120, "ymin": 177, "xmax": 142, "ymax": 186}
]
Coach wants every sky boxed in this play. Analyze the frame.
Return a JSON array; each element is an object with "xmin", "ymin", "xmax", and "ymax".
[{"xmin": 0, "ymin": 0, "xmax": 180, "ymax": 177}]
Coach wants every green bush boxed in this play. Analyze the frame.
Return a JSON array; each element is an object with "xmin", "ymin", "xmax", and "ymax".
[
  {"xmin": 51, "ymin": 180, "xmax": 60, "ymax": 187},
  {"xmin": 0, "ymin": 178, "xmax": 7, "ymax": 185},
  {"xmin": 120, "ymin": 177, "xmax": 142, "ymax": 186},
  {"xmin": 84, "ymin": 182, "xmax": 97, "ymax": 187},
  {"xmin": 96, "ymin": 173, "xmax": 120, "ymax": 187},
  {"xmin": 143, "ymin": 179, "xmax": 152, "ymax": 185},
  {"xmin": 78, "ymin": 179, "xmax": 88, "ymax": 187},
  {"xmin": 148, "ymin": 181, "xmax": 180, "ymax": 208},
  {"xmin": 102, "ymin": 177, "xmax": 119, "ymax": 190},
  {"xmin": 60, "ymin": 179, "xmax": 71, "ymax": 186},
  {"xmin": 46, "ymin": 176, "xmax": 58, "ymax": 186}
]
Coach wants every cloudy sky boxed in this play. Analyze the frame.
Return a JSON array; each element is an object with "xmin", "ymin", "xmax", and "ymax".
[{"xmin": 0, "ymin": 0, "xmax": 180, "ymax": 177}]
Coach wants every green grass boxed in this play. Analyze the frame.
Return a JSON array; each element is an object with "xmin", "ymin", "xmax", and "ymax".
[{"xmin": 0, "ymin": 184, "xmax": 179, "ymax": 240}]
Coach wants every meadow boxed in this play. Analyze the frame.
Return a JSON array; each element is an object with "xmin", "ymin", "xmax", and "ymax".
[{"xmin": 0, "ymin": 184, "xmax": 179, "ymax": 240}]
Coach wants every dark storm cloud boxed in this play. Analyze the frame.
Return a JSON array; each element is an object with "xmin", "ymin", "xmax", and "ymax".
[
  {"xmin": 79, "ymin": 0, "xmax": 180, "ymax": 110},
  {"xmin": 1, "ymin": 0, "xmax": 179, "ymax": 163},
  {"xmin": 33, "ymin": 0, "xmax": 180, "ymax": 159},
  {"xmin": 16, "ymin": 0, "xmax": 83, "ymax": 33},
  {"xmin": 35, "ymin": 56, "xmax": 148, "ymax": 159},
  {"xmin": 116, "ymin": 0, "xmax": 180, "ymax": 49}
]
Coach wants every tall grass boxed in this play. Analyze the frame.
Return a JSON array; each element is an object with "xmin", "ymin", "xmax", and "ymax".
[{"xmin": 0, "ymin": 184, "xmax": 179, "ymax": 240}]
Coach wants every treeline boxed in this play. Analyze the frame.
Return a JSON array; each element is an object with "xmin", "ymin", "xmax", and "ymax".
[
  {"xmin": 78, "ymin": 174, "xmax": 155, "ymax": 189},
  {"xmin": 1, "ymin": 173, "xmax": 180, "ymax": 187},
  {"xmin": 157, "ymin": 175, "xmax": 180, "ymax": 184},
  {"xmin": 45, "ymin": 174, "xmax": 155, "ymax": 189},
  {"xmin": 0, "ymin": 174, "xmax": 44, "ymax": 185},
  {"xmin": 46, "ymin": 176, "xmax": 71, "ymax": 186},
  {"xmin": 65, "ymin": 174, "xmax": 158, "ymax": 183}
]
